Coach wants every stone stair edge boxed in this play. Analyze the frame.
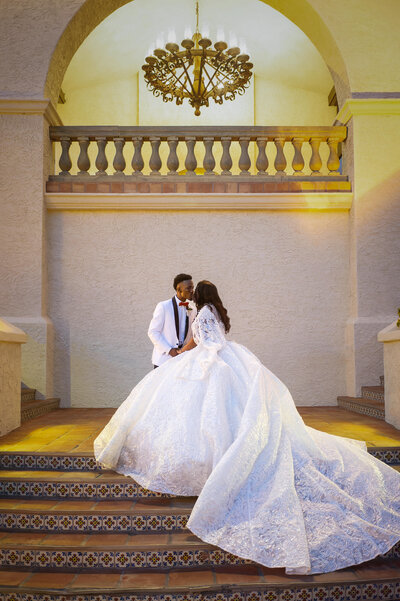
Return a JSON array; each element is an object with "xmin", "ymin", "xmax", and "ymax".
[
  {"xmin": 2, "ymin": 572, "xmax": 400, "ymax": 595},
  {"xmin": 21, "ymin": 398, "xmax": 60, "ymax": 408},
  {"xmin": 337, "ymin": 395, "xmax": 384, "ymax": 406},
  {"xmin": 1, "ymin": 574, "xmax": 400, "ymax": 601}
]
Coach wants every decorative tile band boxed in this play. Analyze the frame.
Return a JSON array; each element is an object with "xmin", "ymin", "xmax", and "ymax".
[
  {"xmin": 0, "ymin": 512, "xmax": 189, "ymax": 533},
  {"xmin": 0, "ymin": 582, "xmax": 400, "ymax": 601},
  {"xmin": 0, "ymin": 454, "xmax": 101, "ymax": 471},
  {"xmin": 336, "ymin": 399, "xmax": 385, "ymax": 420},
  {"xmin": 0, "ymin": 546, "xmax": 251, "ymax": 571},
  {"xmin": 0, "ymin": 544, "xmax": 397, "ymax": 572},
  {"xmin": 1, "ymin": 445, "xmax": 398, "ymax": 472},
  {"xmin": 21, "ymin": 401, "xmax": 60, "ymax": 423},
  {"xmin": 361, "ymin": 389, "xmax": 384, "ymax": 402},
  {"xmin": 0, "ymin": 479, "xmax": 172, "ymax": 500},
  {"xmin": 368, "ymin": 447, "xmax": 400, "ymax": 465}
]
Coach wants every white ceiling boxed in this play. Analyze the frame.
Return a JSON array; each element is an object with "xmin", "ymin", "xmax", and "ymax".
[{"xmin": 63, "ymin": 0, "xmax": 333, "ymax": 96}]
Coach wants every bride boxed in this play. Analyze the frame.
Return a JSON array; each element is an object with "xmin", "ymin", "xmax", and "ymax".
[{"xmin": 94, "ymin": 280, "xmax": 400, "ymax": 575}]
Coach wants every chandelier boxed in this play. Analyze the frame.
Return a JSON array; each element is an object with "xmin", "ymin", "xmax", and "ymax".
[{"xmin": 142, "ymin": 2, "xmax": 253, "ymax": 116}]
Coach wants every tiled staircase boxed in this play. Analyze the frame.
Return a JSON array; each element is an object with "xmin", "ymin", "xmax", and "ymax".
[
  {"xmin": 337, "ymin": 375, "xmax": 385, "ymax": 420},
  {"xmin": 21, "ymin": 387, "xmax": 60, "ymax": 423},
  {"xmin": 0, "ymin": 447, "xmax": 400, "ymax": 600}
]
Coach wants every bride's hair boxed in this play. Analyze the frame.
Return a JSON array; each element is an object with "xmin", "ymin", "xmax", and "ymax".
[{"xmin": 194, "ymin": 280, "xmax": 231, "ymax": 333}]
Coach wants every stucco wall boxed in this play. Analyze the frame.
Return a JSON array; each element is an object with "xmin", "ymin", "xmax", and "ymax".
[{"xmin": 47, "ymin": 206, "xmax": 350, "ymax": 407}]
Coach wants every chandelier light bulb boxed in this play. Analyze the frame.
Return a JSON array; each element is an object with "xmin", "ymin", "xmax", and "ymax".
[
  {"xmin": 156, "ymin": 34, "xmax": 165, "ymax": 49},
  {"xmin": 202, "ymin": 23, "xmax": 210, "ymax": 38},
  {"xmin": 239, "ymin": 39, "xmax": 248, "ymax": 54},
  {"xmin": 216, "ymin": 27, "xmax": 225, "ymax": 41},
  {"xmin": 167, "ymin": 29, "xmax": 177, "ymax": 43},
  {"xmin": 229, "ymin": 33, "xmax": 238, "ymax": 48}
]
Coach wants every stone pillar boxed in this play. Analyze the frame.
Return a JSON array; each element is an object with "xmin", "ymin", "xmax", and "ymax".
[
  {"xmin": 337, "ymin": 99, "xmax": 400, "ymax": 395},
  {"xmin": 0, "ymin": 318, "xmax": 27, "ymax": 435},
  {"xmin": 0, "ymin": 99, "xmax": 59, "ymax": 400},
  {"xmin": 378, "ymin": 321, "xmax": 400, "ymax": 429}
]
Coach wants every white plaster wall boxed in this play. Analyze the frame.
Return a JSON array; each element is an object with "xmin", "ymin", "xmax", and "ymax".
[
  {"xmin": 0, "ymin": 113, "xmax": 54, "ymax": 398},
  {"xmin": 346, "ymin": 113, "xmax": 400, "ymax": 394},
  {"xmin": 47, "ymin": 206, "xmax": 350, "ymax": 408}
]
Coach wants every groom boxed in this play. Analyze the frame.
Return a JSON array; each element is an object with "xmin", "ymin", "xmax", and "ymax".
[{"xmin": 148, "ymin": 273, "xmax": 196, "ymax": 368}]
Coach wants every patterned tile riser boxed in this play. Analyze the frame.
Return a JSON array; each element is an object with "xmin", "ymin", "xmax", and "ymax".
[
  {"xmin": 0, "ymin": 548, "xmax": 254, "ymax": 570},
  {"xmin": 1, "ymin": 547, "xmax": 399, "ymax": 572},
  {"xmin": 336, "ymin": 400, "xmax": 385, "ymax": 420},
  {"xmin": 21, "ymin": 403, "xmax": 60, "ymax": 423},
  {"xmin": 0, "ymin": 582, "xmax": 400, "ymax": 601},
  {"xmin": 0, "ymin": 455, "xmax": 102, "ymax": 472},
  {"xmin": 1, "ymin": 447, "xmax": 398, "ymax": 471},
  {"xmin": 0, "ymin": 513, "xmax": 189, "ymax": 533},
  {"xmin": 0, "ymin": 481, "xmax": 173, "ymax": 500},
  {"xmin": 361, "ymin": 390, "xmax": 384, "ymax": 402}
]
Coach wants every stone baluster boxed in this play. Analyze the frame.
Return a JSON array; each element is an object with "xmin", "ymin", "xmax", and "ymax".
[
  {"xmin": 59, "ymin": 136, "xmax": 72, "ymax": 176},
  {"xmin": 274, "ymin": 137, "xmax": 287, "ymax": 175},
  {"xmin": 292, "ymin": 137, "xmax": 305, "ymax": 175},
  {"xmin": 77, "ymin": 137, "xmax": 90, "ymax": 176},
  {"xmin": 239, "ymin": 137, "xmax": 251, "ymax": 175},
  {"xmin": 132, "ymin": 137, "xmax": 144, "ymax": 175},
  {"xmin": 220, "ymin": 136, "xmax": 233, "ymax": 175},
  {"xmin": 256, "ymin": 137, "xmax": 268, "ymax": 175},
  {"xmin": 185, "ymin": 137, "xmax": 197, "ymax": 175},
  {"xmin": 203, "ymin": 137, "xmax": 216, "ymax": 174},
  {"xmin": 327, "ymin": 137, "xmax": 340, "ymax": 175},
  {"xmin": 149, "ymin": 137, "xmax": 162, "ymax": 175},
  {"xmin": 167, "ymin": 137, "xmax": 179, "ymax": 175},
  {"xmin": 95, "ymin": 137, "xmax": 108, "ymax": 176},
  {"xmin": 113, "ymin": 137, "xmax": 126, "ymax": 175},
  {"xmin": 309, "ymin": 137, "xmax": 323, "ymax": 175}
]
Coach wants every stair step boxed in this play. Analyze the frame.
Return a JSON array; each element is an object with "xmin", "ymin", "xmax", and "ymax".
[
  {"xmin": 0, "ymin": 497, "xmax": 192, "ymax": 533},
  {"xmin": 20, "ymin": 388, "xmax": 36, "ymax": 402},
  {"xmin": 0, "ymin": 532, "xmax": 256, "ymax": 571},
  {"xmin": 0, "ymin": 470, "xmax": 174, "ymax": 500},
  {"xmin": 1, "ymin": 558, "xmax": 400, "ymax": 601},
  {"xmin": 361, "ymin": 385, "xmax": 385, "ymax": 403},
  {"xmin": 1, "ymin": 445, "xmax": 400, "ymax": 472},
  {"xmin": 337, "ymin": 396, "xmax": 385, "ymax": 419},
  {"xmin": 381, "ymin": 375, "xmax": 385, "ymax": 386},
  {"xmin": 21, "ymin": 398, "xmax": 61, "ymax": 423},
  {"xmin": 0, "ymin": 532, "xmax": 398, "ymax": 572}
]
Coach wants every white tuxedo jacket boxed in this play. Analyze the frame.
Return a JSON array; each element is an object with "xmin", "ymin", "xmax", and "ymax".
[{"xmin": 148, "ymin": 298, "xmax": 197, "ymax": 367}]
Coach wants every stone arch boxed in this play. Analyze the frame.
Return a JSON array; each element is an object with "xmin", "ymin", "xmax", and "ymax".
[{"xmin": 45, "ymin": 0, "xmax": 350, "ymax": 107}]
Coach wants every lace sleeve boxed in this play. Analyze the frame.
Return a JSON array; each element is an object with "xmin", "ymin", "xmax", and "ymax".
[{"xmin": 192, "ymin": 305, "xmax": 226, "ymax": 347}]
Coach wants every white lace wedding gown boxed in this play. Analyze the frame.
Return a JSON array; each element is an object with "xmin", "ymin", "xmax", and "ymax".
[{"xmin": 94, "ymin": 304, "xmax": 400, "ymax": 575}]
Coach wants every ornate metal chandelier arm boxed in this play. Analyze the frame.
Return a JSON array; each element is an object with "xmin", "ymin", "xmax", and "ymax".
[
  {"xmin": 161, "ymin": 61, "xmax": 193, "ymax": 97},
  {"xmin": 202, "ymin": 57, "xmax": 234, "ymax": 95},
  {"xmin": 200, "ymin": 63, "xmax": 224, "ymax": 98},
  {"xmin": 175, "ymin": 56, "xmax": 199, "ymax": 97},
  {"xmin": 165, "ymin": 63, "xmax": 194, "ymax": 97}
]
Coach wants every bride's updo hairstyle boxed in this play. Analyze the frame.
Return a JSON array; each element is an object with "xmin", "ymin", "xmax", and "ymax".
[{"xmin": 194, "ymin": 280, "xmax": 231, "ymax": 333}]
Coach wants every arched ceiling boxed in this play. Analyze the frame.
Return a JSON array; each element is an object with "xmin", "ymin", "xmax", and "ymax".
[{"xmin": 62, "ymin": 0, "xmax": 333, "ymax": 96}]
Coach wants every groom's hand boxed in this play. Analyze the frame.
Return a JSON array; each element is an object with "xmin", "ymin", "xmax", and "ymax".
[{"xmin": 169, "ymin": 348, "xmax": 179, "ymax": 357}]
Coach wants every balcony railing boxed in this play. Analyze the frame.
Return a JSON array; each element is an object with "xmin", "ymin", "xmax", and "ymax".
[{"xmin": 49, "ymin": 125, "xmax": 347, "ymax": 180}]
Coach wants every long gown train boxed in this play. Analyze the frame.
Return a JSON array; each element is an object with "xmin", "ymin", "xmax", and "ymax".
[{"xmin": 94, "ymin": 305, "xmax": 400, "ymax": 575}]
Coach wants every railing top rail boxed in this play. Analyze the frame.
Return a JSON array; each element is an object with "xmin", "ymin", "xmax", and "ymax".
[{"xmin": 49, "ymin": 125, "xmax": 347, "ymax": 142}]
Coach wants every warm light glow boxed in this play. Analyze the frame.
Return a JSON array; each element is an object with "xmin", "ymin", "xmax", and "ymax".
[{"xmin": 167, "ymin": 29, "xmax": 176, "ymax": 43}]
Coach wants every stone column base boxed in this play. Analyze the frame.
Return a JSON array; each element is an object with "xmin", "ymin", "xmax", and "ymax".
[
  {"xmin": 346, "ymin": 316, "xmax": 394, "ymax": 396},
  {"xmin": 3, "ymin": 316, "xmax": 54, "ymax": 400}
]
